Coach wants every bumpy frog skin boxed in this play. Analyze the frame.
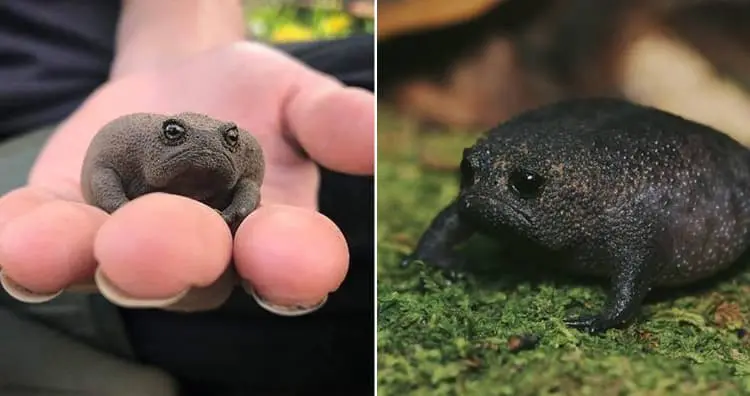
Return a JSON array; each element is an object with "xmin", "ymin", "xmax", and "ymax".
[
  {"xmin": 404, "ymin": 98, "xmax": 750, "ymax": 333},
  {"xmin": 81, "ymin": 112, "xmax": 264, "ymax": 233}
]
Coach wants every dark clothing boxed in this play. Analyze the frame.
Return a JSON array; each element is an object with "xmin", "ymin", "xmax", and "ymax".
[
  {"xmin": 0, "ymin": 1, "xmax": 120, "ymax": 138},
  {"xmin": 0, "ymin": 1, "xmax": 374, "ymax": 394}
]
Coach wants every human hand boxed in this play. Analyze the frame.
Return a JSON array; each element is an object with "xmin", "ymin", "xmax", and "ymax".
[{"xmin": 0, "ymin": 42, "xmax": 373, "ymax": 313}]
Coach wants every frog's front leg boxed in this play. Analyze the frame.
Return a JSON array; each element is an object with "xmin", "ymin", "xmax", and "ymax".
[
  {"xmin": 86, "ymin": 167, "xmax": 130, "ymax": 214},
  {"xmin": 564, "ymin": 241, "xmax": 657, "ymax": 333},
  {"xmin": 221, "ymin": 178, "xmax": 261, "ymax": 234},
  {"xmin": 402, "ymin": 200, "xmax": 475, "ymax": 270}
]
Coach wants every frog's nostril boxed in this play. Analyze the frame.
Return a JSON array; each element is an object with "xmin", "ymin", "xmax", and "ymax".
[
  {"xmin": 457, "ymin": 193, "xmax": 479, "ymax": 214},
  {"xmin": 457, "ymin": 195, "xmax": 471, "ymax": 212}
]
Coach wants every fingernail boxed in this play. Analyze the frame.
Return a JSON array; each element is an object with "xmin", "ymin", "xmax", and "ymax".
[
  {"xmin": 0, "ymin": 269, "xmax": 63, "ymax": 303},
  {"xmin": 95, "ymin": 268, "xmax": 189, "ymax": 309},
  {"xmin": 242, "ymin": 281, "xmax": 327, "ymax": 317}
]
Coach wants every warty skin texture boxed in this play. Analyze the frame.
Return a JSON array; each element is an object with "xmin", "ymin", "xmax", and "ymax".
[
  {"xmin": 404, "ymin": 97, "xmax": 750, "ymax": 333},
  {"xmin": 81, "ymin": 112, "xmax": 265, "ymax": 234}
]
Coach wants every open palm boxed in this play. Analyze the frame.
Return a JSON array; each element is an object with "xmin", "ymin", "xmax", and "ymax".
[{"xmin": 0, "ymin": 42, "xmax": 373, "ymax": 312}]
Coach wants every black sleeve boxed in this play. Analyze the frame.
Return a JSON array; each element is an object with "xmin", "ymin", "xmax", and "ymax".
[{"xmin": 0, "ymin": 0, "xmax": 121, "ymax": 140}]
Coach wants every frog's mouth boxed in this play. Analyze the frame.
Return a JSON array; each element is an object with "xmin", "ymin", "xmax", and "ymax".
[
  {"xmin": 148, "ymin": 149, "xmax": 236, "ymax": 188},
  {"xmin": 458, "ymin": 192, "xmax": 534, "ymax": 230},
  {"xmin": 161, "ymin": 149, "xmax": 235, "ymax": 173}
]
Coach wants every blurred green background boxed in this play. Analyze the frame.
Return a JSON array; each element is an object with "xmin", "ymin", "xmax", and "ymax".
[{"xmin": 244, "ymin": 0, "xmax": 373, "ymax": 42}]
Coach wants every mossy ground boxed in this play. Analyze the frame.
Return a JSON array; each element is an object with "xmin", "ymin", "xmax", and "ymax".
[{"xmin": 376, "ymin": 109, "xmax": 750, "ymax": 396}]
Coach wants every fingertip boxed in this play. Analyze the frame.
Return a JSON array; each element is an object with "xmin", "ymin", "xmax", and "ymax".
[
  {"xmin": 94, "ymin": 193, "xmax": 233, "ymax": 300},
  {"xmin": 0, "ymin": 187, "xmax": 58, "ymax": 234},
  {"xmin": 0, "ymin": 270, "xmax": 63, "ymax": 304},
  {"xmin": 234, "ymin": 205, "xmax": 349, "ymax": 307},
  {"xmin": 0, "ymin": 200, "xmax": 107, "ymax": 294},
  {"xmin": 286, "ymin": 81, "xmax": 374, "ymax": 176}
]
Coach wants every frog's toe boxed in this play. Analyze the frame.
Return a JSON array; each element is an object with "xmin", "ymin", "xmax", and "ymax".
[
  {"xmin": 434, "ymin": 256, "xmax": 467, "ymax": 273},
  {"xmin": 400, "ymin": 254, "xmax": 417, "ymax": 268},
  {"xmin": 440, "ymin": 268, "xmax": 465, "ymax": 282},
  {"xmin": 401, "ymin": 252, "xmax": 465, "ymax": 271},
  {"xmin": 218, "ymin": 209, "xmax": 249, "ymax": 234},
  {"xmin": 563, "ymin": 314, "xmax": 615, "ymax": 334}
]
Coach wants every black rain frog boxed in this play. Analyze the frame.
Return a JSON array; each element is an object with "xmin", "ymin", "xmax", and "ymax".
[{"xmin": 404, "ymin": 97, "xmax": 750, "ymax": 333}]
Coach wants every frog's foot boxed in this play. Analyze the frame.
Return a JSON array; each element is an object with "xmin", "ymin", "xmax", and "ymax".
[
  {"xmin": 401, "ymin": 201, "xmax": 474, "ymax": 270},
  {"xmin": 563, "ymin": 282, "xmax": 646, "ymax": 334},
  {"xmin": 220, "ymin": 206, "xmax": 252, "ymax": 234},
  {"xmin": 401, "ymin": 251, "xmax": 467, "ymax": 282},
  {"xmin": 400, "ymin": 251, "xmax": 465, "ymax": 270},
  {"xmin": 563, "ymin": 313, "xmax": 630, "ymax": 334},
  {"xmin": 565, "ymin": 240, "xmax": 654, "ymax": 333}
]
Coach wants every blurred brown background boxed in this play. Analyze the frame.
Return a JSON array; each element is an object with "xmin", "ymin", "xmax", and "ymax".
[{"xmin": 377, "ymin": 0, "xmax": 750, "ymax": 147}]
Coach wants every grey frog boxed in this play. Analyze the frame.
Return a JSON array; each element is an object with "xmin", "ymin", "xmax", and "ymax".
[{"xmin": 81, "ymin": 112, "xmax": 264, "ymax": 233}]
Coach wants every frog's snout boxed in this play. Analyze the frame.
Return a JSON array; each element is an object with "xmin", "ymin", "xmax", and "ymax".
[
  {"xmin": 458, "ymin": 192, "xmax": 489, "ymax": 214},
  {"xmin": 457, "ymin": 191, "xmax": 501, "ymax": 231}
]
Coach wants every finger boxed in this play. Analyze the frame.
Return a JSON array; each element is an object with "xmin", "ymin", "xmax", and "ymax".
[
  {"xmin": 233, "ymin": 205, "xmax": 349, "ymax": 314},
  {"xmin": 95, "ymin": 265, "xmax": 238, "ymax": 312},
  {"xmin": 0, "ymin": 199, "xmax": 107, "ymax": 300},
  {"xmin": 93, "ymin": 193, "xmax": 233, "ymax": 309},
  {"xmin": 284, "ymin": 70, "xmax": 374, "ymax": 176},
  {"xmin": 0, "ymin": 187, "xmax": 58, "ymax": 236}
]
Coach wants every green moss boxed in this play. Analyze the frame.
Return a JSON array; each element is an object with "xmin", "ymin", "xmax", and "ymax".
[{"xmin": 377, "ymin": 111, "xmax": 750, "ymax": 395}]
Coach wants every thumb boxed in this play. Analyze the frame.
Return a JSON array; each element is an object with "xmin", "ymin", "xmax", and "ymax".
[{"xmin": 283, "ymin": 69, "xmax": 374, "ymax": 176}]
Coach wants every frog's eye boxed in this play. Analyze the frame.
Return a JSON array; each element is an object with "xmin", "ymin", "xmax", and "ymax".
[
  {"xmin": 459, "ymin": 157, "xmax": 475, "ymax": 189},
  {"xmin": 162, "ymin": 120, "xmax": 186, "ymax": 142},
  {"xmin": 224, "ymin": 127, "xmax": 240, "ymax": 147},
  {"xmin": 508, "ymin": 168, "xmax": 545, "ymax": 199}
]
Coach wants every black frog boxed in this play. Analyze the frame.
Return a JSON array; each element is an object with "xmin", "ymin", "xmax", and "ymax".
[{"xmin": 403, "ymin": 97, "xmax": 750, "ymax": 333}]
